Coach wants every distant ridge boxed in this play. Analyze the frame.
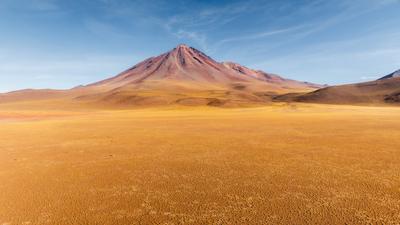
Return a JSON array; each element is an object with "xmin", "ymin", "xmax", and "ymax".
[
  {"xmin": 378, "ymin": 69, "xmax": 400, "ymax": 80},
  {"xmin": 275, "ymin": 69, "xmax": 400, "ymax": 105}
]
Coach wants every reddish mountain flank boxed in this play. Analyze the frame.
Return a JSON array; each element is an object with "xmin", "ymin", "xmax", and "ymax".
[{"xmin": 0, "ymin": 44, "xmax": 322, "ymax": 107}]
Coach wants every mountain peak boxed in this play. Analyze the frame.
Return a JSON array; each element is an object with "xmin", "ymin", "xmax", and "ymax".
[
  {"xmin": 171, "ymin": 43, "xmax": 195, "ymax": 55},
  {"xmin": 378, "ymin": 69, "xmax": 400, "ymax": 80},
  {"xmin": 176, "ymin": 44, "xmax": 189, "ymax": 49},
  {"xmin": 89, "ymin": 43, "xmax": 244, "ymax": 87},
  {"xmin": 1, "ymin": 44, "xmax": 324, "ymax": 106},
  {"xmin": 87, "ymin": 44, "xmax": 322, "ymax": 93},
  {"xmin": 172, "ymin": 44, "xmax": 193, "ymax": 54}
]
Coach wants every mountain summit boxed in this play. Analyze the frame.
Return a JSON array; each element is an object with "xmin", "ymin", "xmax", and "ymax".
[
  {"xmin": 88, "ymin": 44, "xmax": 320, "ymax": 90},
  {"xmin": 89, "ymin": 44, "xmax": 253, "ymax": 87},
  {"xmin": 378, "ymin": 69, "xmax": 400, "ymax": 80},
  {"xmin": 0, "ymin": 44, "xmax": 322, "ymax": 107}
]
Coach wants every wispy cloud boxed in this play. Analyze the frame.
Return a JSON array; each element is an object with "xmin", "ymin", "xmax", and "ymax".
[
  {"xmin": 249, "ymin": 37, "xmax": 400, "ymax": 84},
  {"xmin": 0, "ymin": 0, "xmax": 59, "ymax": 11},
  {"xmin": 215, "ymin": 25, "xmax": 310, "ymax": 47},
  {"xmin": 0, "ymin": 53, "xmax": 145, "ymax": 91},
  {"xmin": 360, "ymin": 76, "xmax": 379, "ymax": 80},
  {"xmin": 160, "ymin": 0, "xmax": 263, "ymax": 51},
  {"xmin": 0, "ymin": 0, "xmax": 399, "ymax": 91},
  {"xmin": 165, "ymin": 0, "xmax": 253, "ymax": 28},
  {"xmin": 174, "ymin": 30, "xmax": 208, "ymax": 51},
  {"xmin": 84, "ymin": 19, "xmax": 133, "ymax": 39},
  {"xmin": 30, "ymin": 0, "xmax": 59, "ymax": 11},
  {"xmin": 161, "ymin": 0, "xmax": 400, "ymax": 55}
]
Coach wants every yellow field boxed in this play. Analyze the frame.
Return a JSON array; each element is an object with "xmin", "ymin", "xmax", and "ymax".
[{"xmin": 1, "ymin": 104, "xmax": 400, "ymax": 224}]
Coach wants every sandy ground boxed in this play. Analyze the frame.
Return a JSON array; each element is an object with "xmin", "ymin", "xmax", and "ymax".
[{"xmin": 0, "ymin": 103, "xmax": 400, "ymax": 224}]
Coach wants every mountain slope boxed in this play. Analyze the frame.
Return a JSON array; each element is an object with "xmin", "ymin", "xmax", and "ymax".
[
  {"xmin": 222, "ymin": 62, "xmax": 322, "ymax": 89},
  {"xmin": 378, "ymin": 69, "xmax": 400, "ymax": 80},
  {"xmin": 0, "ymin": 44, "xmax": 322, "ymax": 107},
  {"xmin": 85, "ymin": 44, "xmax": 320, "ymax": 91},
  {"xmin": 89, "ymin": 45, "xmax": 250, "ymax": 88},
  {"xmin": 275, "ymin": 70, "xmax": 400, "ymax": 105}
]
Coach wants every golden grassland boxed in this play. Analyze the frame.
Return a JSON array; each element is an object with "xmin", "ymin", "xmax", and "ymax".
[{"xmin": 1, "ymin": 103, "xmax": 400, "ymax": 224}]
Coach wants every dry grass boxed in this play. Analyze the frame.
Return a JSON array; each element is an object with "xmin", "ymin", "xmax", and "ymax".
[{"xmin": 1, "ymin": 103, "xmax": 400, "ymax": 224}]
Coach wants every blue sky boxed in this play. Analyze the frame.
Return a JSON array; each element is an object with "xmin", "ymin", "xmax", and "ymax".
[{"xmin": 0, "ymin": 0, "xmax": 399, "ymax": 92}]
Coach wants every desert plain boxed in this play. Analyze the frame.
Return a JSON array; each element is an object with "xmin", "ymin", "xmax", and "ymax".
[{"xmin": 1, "ymin": 102, "xmax": 400, "ymax": 224}]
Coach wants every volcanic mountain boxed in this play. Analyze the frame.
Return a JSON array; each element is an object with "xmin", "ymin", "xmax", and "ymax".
[
  {"xmin": 0, "ymin": 44, "xmax": 322, "ymax": 107},
  {"xmin": 275, "ymin": 69, "xmax": 400, "ymax": 105}
]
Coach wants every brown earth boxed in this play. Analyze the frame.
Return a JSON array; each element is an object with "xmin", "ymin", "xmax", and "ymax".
[
  {"xmin": 1, "ymin": 103, "xmax": 400, "ymax": 224},
  {"xmin": 275, "ymin": 74, "xmax": 400, "ymax": 105}
]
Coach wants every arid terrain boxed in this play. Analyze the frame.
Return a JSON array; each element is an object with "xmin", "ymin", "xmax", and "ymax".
[
  {"xmin": 1, "ymin": 45, "xmax": 399, "ymax": 224},
  {"xmin": 275, "ymin": 71, "xmax": 400, "ymax": 105},
  {"xmin": 1, "ymin": 102, "xmax": 400, "ymax": 224},
  {"xmin": 2, "ymin": 0, "xmax": 399, "ymax": 223}
]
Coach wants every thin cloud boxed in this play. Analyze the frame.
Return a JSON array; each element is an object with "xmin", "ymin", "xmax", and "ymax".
[
  {"xmin": 0, "ymin": 0, "xmax": 59, "ymax": 11},
  {"xmin": 161, "ymin": 0, "xmax": 265, "ymax": 51},
  {"xmin": 215, "ymin": 25, "xmax": 310, "ymax": 46},
  {"xmin": 360, "ymin": 76, "xmax": 379, "ymax": 80},
  {"xmin": 174, "ymin": 30, "xmax": 208, "ymax": 51}
]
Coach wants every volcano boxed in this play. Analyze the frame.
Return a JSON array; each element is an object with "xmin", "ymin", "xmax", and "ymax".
[{"xmin": 0, "ymin": 44, "xmax": 322, "ymax": 107}]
